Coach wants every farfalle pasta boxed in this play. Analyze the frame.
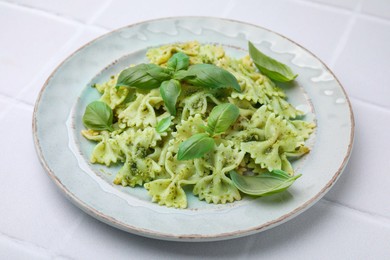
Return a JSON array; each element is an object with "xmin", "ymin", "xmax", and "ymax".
[{"xmin": 81, "ymin": 41, "xmax": 315, "ymax": 208}]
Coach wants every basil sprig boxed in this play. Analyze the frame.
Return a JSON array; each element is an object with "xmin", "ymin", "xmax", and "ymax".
[
  {"xmin": 82, "ymin": 101, "xmax": 114, "ymax": 131},
  {"xmin": 167, "ymin": 52, "xmax": 190, "ymax": 72},
  {"xmin": 230, "ymin": 170, "xmax": 302, "ymax": 196},
  {"xmin": 160, "ymin": 79, "xmax": 181, "ymax": 116},
  {"xmin": 177, "ymin": 103, "xmax": 240, "ymax": 160},
  {"xmin": 115, "ymin": 52, "xmax": 240, "ymax": 117},
  {"xmin": 156, "ymin": 116, "xmax": 172, "ymax": 133},
  {"xmin": 177, "ymin": 133, "xmax": 215, "ymax": 161},
  {"xmin": 175, "ymin": 64, "xmax": 241, "ymax": 92},
  {"xmin": 206, "ymin": 103, "xmax": 240, "ymax": 136},
  {"xmin": 116, "ymin": 63, "xmax": 171, "ymax": 90},
  {"xmin": 248, "ymin": 41, "xmax": 297, "ymax": 82}
]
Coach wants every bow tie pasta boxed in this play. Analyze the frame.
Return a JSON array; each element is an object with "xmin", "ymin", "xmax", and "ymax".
[{"xmin": 82, "ymin": 41, "xmax": 315, "ymax": 208}]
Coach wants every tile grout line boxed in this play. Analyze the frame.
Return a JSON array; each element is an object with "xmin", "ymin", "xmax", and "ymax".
[
  {"xmin": 0, "ymin": 0, "xmax": 109, "ymax": 31},
  {"xmin": 0, "ymin": 27, "xmax": 96, "ymax": 118},
  {"xmin": 85, "ymin": 0, "xmax": 114, "ymax": 25},
  {"xmin": 291, "ymin": 0, "xmax": 355, "ymax": 15},
  {"xmin": 0, "ymin": 1, "xmax": 111, "ymax": 110},
  {"xmin": 51, "ymin": 214, "xmax": 87, "ymax": 256},
  {"xmin": 349, "ymin": 96, "xmax": 390, "ymax": 113},
  {"xmin": 358, "ymin": 12, "xmax": 390, "ymax": 25},
  {"xmin": 0, "ymin": 93, "xmax": 34, "ymax": 109},
  {"xmin": 327, "ymin": 0, "xmax": 362, "ymax": 68},
  {"xmin": 220, "ymin": 0, "xmax": 238, "ymax": 18},
  {"xmin": 12, "ymin": 28, "xmax": 86, "ymax": 104},
  {"xmin": 15, "ymin": 25, "xmax": 108, "ymax": 107},
  {"xmin": 322, "ymin": 198, "xmax": 390, "ymax": 226},
  {"xmin": 0, "ymin": 230, "xmax": 53, "ymax": 258},
  {"xmin": 296, "ymin": 0, "xmax": 390, "ymax": 25},
  {"xmin": 0, "ymin": 94, "xmax": 33, "ymax": 120}
]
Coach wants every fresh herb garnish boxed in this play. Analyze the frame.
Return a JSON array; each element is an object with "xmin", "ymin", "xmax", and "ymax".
[
  {"xmin": 177, "ymin": 133, "xmax": 215, "ymax": 161},
  {"xmin": 248, "ymin": 41, "xmax": 297, "ymax": 82},
  {"xmin": 175, "ymin": 64, "xmax": 241, "ymax": 92},
  {"xmin": 82, "ymin": 101, "xmax": 114, "ymax": 131},
  {"xmin": 160, "ymin": 79, "xmax": 181, "ymax": 116},
  {"xmin": 156, "ymin": 116, "xmax": 172, "ymax": 133},
  {"xmin": 116, "ymin": 53, "xmax": 240, "ymax": 116},
  {"xmin": 206, "ymin": 103, "xmax": 240, "ymax": 136},
  {"xmin": 167, "ymin": 52, "xmax": 190, "ymax": 72},
  {"xmin": 116, "ymin": 63, "xmax": 171, "ymax": 90},
  {"xmin": 177, "ymin": 103, "xmax": 240, "ymax": 160},
  {"xmin": 230, "ymin": 170, "xmax": 301, "ymax": 196}
]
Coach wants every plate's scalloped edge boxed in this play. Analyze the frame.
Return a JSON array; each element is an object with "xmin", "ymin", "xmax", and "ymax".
[{"xmin": 32, "ymin": 16, "xmax": 355, "ymax": 242}]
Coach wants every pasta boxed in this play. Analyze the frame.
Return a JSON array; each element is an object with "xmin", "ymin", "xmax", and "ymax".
[{"xmin": 82, "ymin": 41, "xmax": 315, "ymax": 208}]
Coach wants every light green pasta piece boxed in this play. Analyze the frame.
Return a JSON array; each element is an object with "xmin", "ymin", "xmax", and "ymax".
[
  {"xmin": 219, "ymin": 56, "xmax": 302, "ymax": 119},
  {"xmin": 226, "ymin": 127, "xmax": 265, "ymax": 147},
  {"xmin": 113, "ymin": 128, "xmax": 163, "ymax": 187},
  {"xmin": 145, "ymin": 114, "xmax": 210, "ymax": 208},
  {"xmin": 146, "ymin": 41, "xmax": 226, "ymax": 66},
  {"xmin": 288, "ymin": 120, "xmax": 316, "ymax": 140},
  {"xmin": 249, "ymin": 105, "xmax": 270, "ymax": 128},
  {"xmin": 170, "ymin": 114, "xmax": 207, "ymax": 152},
  {"xmin": 146, "ymin": 41, "xmax": 201, "ymax": 65},
  {"xmin": 240, "ymin": 113, "xmax": 309, "ymax": 174},
  {"xmin": 82, "ymin": 129, "xmax": 123, "ymax": 166},
  {"xmin": 267, "ymin": 95, "xmax": 303, "ymax": 119},
  {"xmin": 193, "ymin": 44, "xmax": 225, "ymax": 64},
  {"xmin": 93, "ymin": 76, "xmax": 116, "ymax": 94},
  {"xmin": 179, "ymin": 91, "xmax": 210, "ymax": 120},
  {"xmin": 118, "ymin": 92, "xmax": 163, "ymax": 128},
  {"xmin": 144, "ymin": 151, "xmax": 200, "ymax": 208},
  {"xmin": 227, "ymin": 97, "xmax": 257, "ymax": 118},
  {"xmin": 93, "ymin": 75, "xmax": 130, "ymax": 110},
  {"xmin": 193, "ymin": 143, "xmax": 245, "ymax": 204}
]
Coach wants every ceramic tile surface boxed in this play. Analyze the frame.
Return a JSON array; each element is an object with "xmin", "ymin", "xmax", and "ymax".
[
  {"xmin": 362, "ymin": 0, "xmax": 390, "ymax": 20},
  {"xmin": 2, "ymin": 0, "xmax": 111, "ymax": 23},
  {"xmin": 0, "ymin": 102, "xmax": 84, "ymax": 251},
  {"xmin": 18, "ymin": 27, "xmax": 107, "ymax": 105},
  {"xmin": 1, "ymin": 0, "xmax": 389, "ymax": 258},
  {"xmin": 333, "ymin": 16, "xmax": 390, "ymax": 108},
  {"xmin": 0, "ymin": 3, "xmax": 77, "ymax": 98},
  {"xmin": 227, "ymin": 0, "xmax": 351, "ymax": 64}
]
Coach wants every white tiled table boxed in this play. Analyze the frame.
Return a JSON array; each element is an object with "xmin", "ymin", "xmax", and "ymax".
[{"xmin": 1, "ymin": 0, "xmax": 389, "ymax": 259}]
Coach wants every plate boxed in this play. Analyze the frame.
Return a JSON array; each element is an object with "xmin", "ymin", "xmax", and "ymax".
[{"xmin": 33, "ymin": 17, "xmax": 354, "ymax": 241}]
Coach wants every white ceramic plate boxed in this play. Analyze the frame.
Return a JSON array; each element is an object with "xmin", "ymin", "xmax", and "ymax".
[{"xmin": 33, "ymin": 17, "xmax": 354, "ymax": 241}]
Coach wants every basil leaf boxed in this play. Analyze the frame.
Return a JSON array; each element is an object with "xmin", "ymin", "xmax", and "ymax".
[
  {"xmin": 82, "ymin": 101, "xmax": 114, "ymax": 131},
  {"xmin": 177, "ymin": 133, "xmax": 215, "ymax": 161},
  {"xmin": 160, "ymin": 79, "xmax": 181, "ymax": 116},
  {"xmin": 116, "ymin": 64, "xmax": 171, "ymax": 90},
  {"xmin": 207, "ymin": 103, "xmax": 240, "ymax": 136},
  {"xmin": 248, "ymin": 41, "xmax": 297, "ymax": 82},
  {"xmin": 156, "ymin": 116, "xmax": 171, "ymax": 133},
  {"xmin": 178, "ymin": 64, "xmax": 241, "ymax": 92},
  {"xmin": 230, "ymin": 170, "xmax": 302, "ymax": 196},
  {"xmin": 167, "ymin": 52, "xmax": 190, "ymax": 72}
]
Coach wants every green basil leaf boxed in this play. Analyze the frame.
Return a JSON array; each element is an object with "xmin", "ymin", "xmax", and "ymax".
[
  {"xmin": 156, "ymin": 116, "xmax": 171, "ymax": 133},
  {"xmin": 82, "ymin": 101, "xmax": 114, "ymax": 131},
  {"xmin": 167, "ymin": 52, "xmax": 190, "ymax": 72},
  {"xmin": 248, "ymin": 41, "xmax": 297, "ymax": 82},
  {"xmin": 230, "ymin": 170, "xmax": 302, "ymax": 196},
  {"xmin": 207, "ymin": 103, "xmax": 240, "ymax": 136},
  {"xmin": 146, "ymin": 64, "xmax": 172, "ymax": 80},
  {"xmin": 160, "ymin": 79, "xmax": 181, "ymax": 116},
  {"xmin": 179, "ymin": 64, "xmax": 241, "ymax": 92},
  {"xmin": 116, "ymin": 63, "xmax": 171, "ymax": 90},
  {"xmin": 172, "ymin": 70, "xmax": 189, "ymax": 81},
  {"xmin": 177, "ymin": 133, "xmax": 215, "ymax": 161}
]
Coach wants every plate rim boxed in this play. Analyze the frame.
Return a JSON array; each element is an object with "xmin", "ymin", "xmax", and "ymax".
[{"xmin": 32, "ymin": 16, "xmax": 355, "ymax": 241}]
